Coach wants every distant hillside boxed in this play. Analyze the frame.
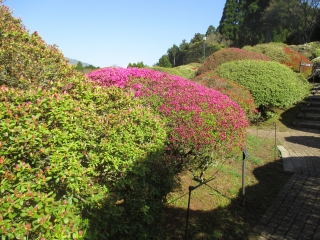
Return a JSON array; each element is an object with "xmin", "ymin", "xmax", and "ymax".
[{"xmin": 66, "ymin": 57, "xmax": 91, "ymax": 67}]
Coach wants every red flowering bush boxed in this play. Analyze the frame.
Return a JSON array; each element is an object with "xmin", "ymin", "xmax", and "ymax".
[
  {"xmin": 192, "ymin": 72, "xmax": 257, "ymax": 121},
  {"xmin": 88, "ymin": 68, "xmax": 249, "ymax": 179},
  {"xmin": 282, "ymin": 46, "xmax": 312, "ymax": 77},
  {"xmin": 196, "ymin": 48, "xmax": 270, "ymax": 76}
]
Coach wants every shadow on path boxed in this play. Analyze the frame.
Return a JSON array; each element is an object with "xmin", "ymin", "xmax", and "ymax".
[
  {"xmin": 284, "ymin": 135, "xmax": 320, "ymax": 149},
  {"xmin": 164, "ymin": 159, "xmax": 293, "ymax": 239},
  {"xmin": 249, "ymin": 156, "xmax": 320, "ymax": 239}
]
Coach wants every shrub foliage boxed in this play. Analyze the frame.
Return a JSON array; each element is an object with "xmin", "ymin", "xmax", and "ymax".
[
  {"xmin": 0, "ymin": 4, "xmax": 77, "ymax": 90},
  {"xmin": 213, "ymin": 60, "xmax": 310, "ymax": 110},
  {"xmin": 150, "ymin": 63, "xmax": 200, "ymax": 79},
  {"xmin": 0, "ymin": 78, "xmax": 171, "ymax": 239},
  {"xmin": 88, "ymin": 68, "xmax": 249, "ymax": 180},
  {"xmin": 192, "ymin": 73, "xmax": 257, "ymax": 120},
  {"xmin": 0, "ymin": 3, "xmax": 175, "ymax": 239},
  {"xmin": 0, "ymin": 2, "xmax": 249, "ymax": 239},
  {"xmin": 243, "ymin": 43, "xmax": 312, "ymax": 77},
  {"xmin": 196, "ymin": 48, "xmax": 270, "ymax": 76}
]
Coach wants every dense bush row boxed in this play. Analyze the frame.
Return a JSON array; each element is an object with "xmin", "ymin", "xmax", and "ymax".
[
  {"xmin": 87, "ymin": 67, "xmax": 248, "ymax": 180},
  {"xmin": 192, "ymin": 73, "xmax": 257, "ymax": 120},
  {"xmin": 0, "ymin": 4, "xmax": 173, "ymax": 239},
  {"xmin": 243, "ymin": 43, "xmax": 312, "ymax": 78},
  {"xmin": 0, "ymin": 3, "xmax": 250, "ymax": 239},
  {"xmin": 213, "ymin": 60, "xmax": 310, "ymax": 110},
  {"xmin": 196, "ymin": 48, "xmax": 270, "ymax": 76}
]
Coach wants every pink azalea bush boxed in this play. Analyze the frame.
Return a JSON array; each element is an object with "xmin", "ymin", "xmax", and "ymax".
[{"xmin": 88, "ymin": 67, "xmax": 249, "ymax": 178}]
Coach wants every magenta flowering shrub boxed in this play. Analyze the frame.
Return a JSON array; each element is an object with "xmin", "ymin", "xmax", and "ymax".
[{"xmin": 88, "ymin": 67, "xmax": 249, "ymax": 178}]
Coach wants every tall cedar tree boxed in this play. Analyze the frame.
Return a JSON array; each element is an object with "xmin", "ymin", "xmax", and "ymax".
[
  {"xmin": 218, "ymin": 0, "xmax": 242, "ymax": 43},
  {"xmin": 219, "ymin": 0, "xmax": 271, "ymax": 47},
  {"xmin": 239, "ymin": 0, "xmax": 270, "ymax": 46}
]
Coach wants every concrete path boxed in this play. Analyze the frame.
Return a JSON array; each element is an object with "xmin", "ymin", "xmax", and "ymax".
[{"xmin": 247, "ymin": 128, "xmax": 320, "ymax": 240}]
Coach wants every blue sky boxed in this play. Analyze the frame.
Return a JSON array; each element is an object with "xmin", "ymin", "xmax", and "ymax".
[{"xmin": 5, "ymin": 0, "xmax": 226, "ymax": 67}]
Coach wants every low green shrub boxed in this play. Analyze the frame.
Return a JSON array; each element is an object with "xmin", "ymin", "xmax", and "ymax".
[
  {"xmin": 150, "ymin": 63, "xmax": 199, "ymax": 79},
  {"xmin": 213, "ymin": 60, "xmax": 310, "ymax": 110},
  {"xmin": 192, "ymin": 72, "xmax": 257, "ymax": 121},
  {"xmin": 243, "ymin": 43, "xmax": 288, "ymax": 63},
  {"xmin": 196, "ymin": 48, "xmax": 270, "ymax": 76}
]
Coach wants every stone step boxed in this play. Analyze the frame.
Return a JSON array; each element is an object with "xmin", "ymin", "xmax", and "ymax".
[
  {"xmin": 297, "ymin": 112, "xmax": 320, "ymax": 121},
  {"xmin": 306, "ymin": 95, "xmax": 320, "ymax": 101},
  {"xmin": 292, "ymin": 120, "xmax": 320, "ymax": 130},
  {"xmin": 300, "ymin": 107, "xmax": 320, "ymax": 113},
  {"xmin": 303, "ymin": 101, "xmax": 320, "ymax": 107}
]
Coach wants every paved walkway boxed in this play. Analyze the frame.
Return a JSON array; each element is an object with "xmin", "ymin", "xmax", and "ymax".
[{"xmin": 248, "ymin": 128, "xmax": 320, "ymax": 240}]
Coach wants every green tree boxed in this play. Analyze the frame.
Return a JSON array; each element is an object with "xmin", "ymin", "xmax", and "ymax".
[
  {"xmin": 206, "ymin": 25, "xmax": 216, "ymax": 36},
  {"xmin": 177, "ymin": 39, "xmax": 190, "ymax": 65},
  {"xmin": 128, "ymin": 61, "xmax": 146, "ymax": 68},
  {"xmin": 218, "ymin": 0, "xmax": 242, "ymax": 43},
  {"xmin": 155, "ymin": 55, "xmax": 172, "ymax": 68},
  {"xmin": 167, "ymin": 44, "xmax": 179, "ymax": 67},
  {"xmin": 218, "ymin": 0, "xmax": 271, "ymax": 46},
  {"xmin": 190, "ymin": 33, "xmax": 204, "ymax": 44},
  {"xmin": 238, "ymin": 0, "xmax": 270, "ymax": 46},
  {"xmin": 262, "ymin": 0, "xmax": 320, "ymax": 44},
  {"xmin": 75, "ymin": 61, "xmax": 83, "ymax": 71}
]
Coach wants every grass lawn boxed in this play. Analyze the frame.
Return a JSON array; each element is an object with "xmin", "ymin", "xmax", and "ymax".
[{"xmin": 163, "ymin": 112, "xmax": 296, "ymax": 239}]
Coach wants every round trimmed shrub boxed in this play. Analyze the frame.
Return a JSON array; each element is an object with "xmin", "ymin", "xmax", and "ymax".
[
  {"xmin": 88, "ymin": 67, "xmax": 249, "ymax": 179},
  {"xmin": 213, "ymin": 60, "xmax": 310, "ymax": 110},
  {"xmin": 196, "ymin": 48, "xmax": 270, "ymax": 76},
  {"xmin": 243, "ymin": 43, "xmax": 312, "ymax": 78},
  {"xmin": 192, "ymin": 72, "xmax": 257, "ymax": 120},
  {"xmin": 0, "ymin": 78, "xmax": 171, "ymax": 239}
]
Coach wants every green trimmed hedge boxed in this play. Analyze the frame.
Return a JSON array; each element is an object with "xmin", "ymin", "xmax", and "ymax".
[{"xmin": 213, "ymin": 60, "xmax": 309, "ymax": 110}]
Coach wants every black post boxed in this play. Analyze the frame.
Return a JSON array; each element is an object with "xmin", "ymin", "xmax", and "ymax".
[
  {"xmin": 242, "ymin": 147, "xmax": 248, "ymax": 206},
  {"xmin": 185, "ymin": 186, "xmax": 194, "ymax": 240},
  {"xmin": 274, "ymin": 122, "xmax": 277, "ymax": 169}
]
